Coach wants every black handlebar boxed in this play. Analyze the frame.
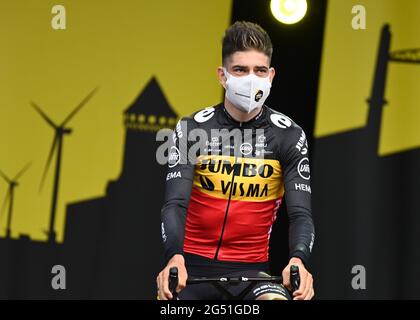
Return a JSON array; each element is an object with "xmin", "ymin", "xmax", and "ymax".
[
  {"xmin": 167, "ymin": 265, "xmax": 301, "ymax": 300},
  {"xmin": 290, "ymin": 265, "xmax": 300, "ymax": 292},
  {"xmin": 168, "ymin": 267, "xmax": 179, "ymax": 300},
  {"xmin": 186, "ymin": 275, "xmax": 283, "ymax": 284}
]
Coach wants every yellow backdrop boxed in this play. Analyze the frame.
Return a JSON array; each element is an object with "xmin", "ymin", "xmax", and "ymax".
[
  {"xmin": 316, "ymin": 0, "xmax": 420, "ymax": 156},
  {"xmin": 0, "ymin": 0, "xmax": 232, "ymax": 241}
]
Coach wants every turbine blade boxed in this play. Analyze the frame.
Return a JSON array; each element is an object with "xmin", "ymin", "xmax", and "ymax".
[
  {"xmin": 61, "ymin": 87, "xmax": 99, "ymax": 126},
  {"xmin": 31, "ymin": 101, "xmax": 58, "ymax": 128},
  {"xmin": 0, "ymin": 189, "xmax": 10, "ymax": 220},
  {"xmin": 40, "ymin": 135, "xmax": 58, "ymax": 191},
  {"xmin": 13, "ymin": 162, "xmax": 31, "ymax": 181},
  {"xmin": 0, "ymin": 169, "xmax": 11, "ymax": 184}
]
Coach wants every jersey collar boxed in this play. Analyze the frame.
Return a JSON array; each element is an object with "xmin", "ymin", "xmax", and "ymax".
[{"xmin": 220, "ymin": 104, "xmax": 267, "ymax": 128}]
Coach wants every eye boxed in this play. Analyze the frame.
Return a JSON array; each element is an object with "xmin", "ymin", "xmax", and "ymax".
[
  {"xmin": 256, "ymin": 69, "xmax": 268, "ymax": 76},
  {"xmin": 233, "ymin": 68, "xmax": 245, "ymax": 73}
]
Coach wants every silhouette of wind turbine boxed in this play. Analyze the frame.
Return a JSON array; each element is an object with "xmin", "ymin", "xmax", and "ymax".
[
  {"xmin": 0, "ymin": 163, "xmax": 31, "ymax": 238},
  {"xmin": 31, "ymin": 88, "xmax": 98, "ymax": 242}
]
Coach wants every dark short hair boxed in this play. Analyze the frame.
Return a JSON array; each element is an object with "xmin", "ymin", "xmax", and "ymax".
[{"xmin": 222, "ymin": 21, "xmax": 273, "ymax": 65}]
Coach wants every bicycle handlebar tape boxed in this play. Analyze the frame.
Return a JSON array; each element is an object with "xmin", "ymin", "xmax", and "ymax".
[
  {"xmin": 169, "ymin": 267, "xmax": 179, "ymax": 300},
  {"xmin": 290, "ymin": 265, "xmax": 300, "ymax": 292}
]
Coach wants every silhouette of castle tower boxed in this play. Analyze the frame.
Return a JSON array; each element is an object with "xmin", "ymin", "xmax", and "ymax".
[
  {"xmin": 121, "ymin": 78, "xmax": 177, "ymax": 179},
  {"xmin": 64, "ymin": 77, "xmax": 178, "ymax": 299},
  {"xmin": 312, "ymin": 25, "xmax": 420, "ymax": 299},
  {"xmin": 366, "ymin": 25, "xmax": 391, "ymax": 152}
]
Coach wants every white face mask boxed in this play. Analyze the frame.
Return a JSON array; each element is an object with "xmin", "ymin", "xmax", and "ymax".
[{"xmin": 223, "ymin": 68, "xmax": 272, "ymax": 113}]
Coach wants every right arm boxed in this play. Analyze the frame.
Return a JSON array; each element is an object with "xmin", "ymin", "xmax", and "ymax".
[{"xmin": 157, "ymin": 117, "xmax": 196, "ymax": 299}]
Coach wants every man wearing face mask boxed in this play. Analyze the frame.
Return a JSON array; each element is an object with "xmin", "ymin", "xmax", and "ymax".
[{"xmin": 157, "ymin": 21, "xmax": 315, "ymax": 300}]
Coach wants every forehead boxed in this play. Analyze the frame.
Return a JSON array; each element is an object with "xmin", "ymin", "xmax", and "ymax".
[{"xmin": 226, "ymin": 49, "xmax": 270, "ymax": 67}]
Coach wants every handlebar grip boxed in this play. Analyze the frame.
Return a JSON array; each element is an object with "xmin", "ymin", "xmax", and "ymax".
[
  {"xmin": 290, "ymin": 265, "xmax": 300, "ymax": 292},
  {"xmin": 169, "ymin": 267, "xmax": 179, "ymax": 300}
]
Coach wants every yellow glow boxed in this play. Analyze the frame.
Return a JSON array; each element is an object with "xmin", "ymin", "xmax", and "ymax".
[
  {"xmin": 0, "ymin": 0, "xmax": 232, "ymax": 242},
  {"xmin": 270, "ymin": 0, "xmax": 308, "ymax": 24},
  {"xmin": 316, "ymin": 0, "xmax": 420, "ymax": 156}
]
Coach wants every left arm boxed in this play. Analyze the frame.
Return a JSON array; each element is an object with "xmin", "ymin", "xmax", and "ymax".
[{"xmin": 279, "ymin": 127, "xmax": 315, "ymax": 300}]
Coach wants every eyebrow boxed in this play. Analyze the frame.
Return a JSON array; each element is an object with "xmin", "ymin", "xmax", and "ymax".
[
  {"xmin": 231, "ymin": 65, "xmax": 269, "ymax": 70},
  {"xmin": 231, "ymin": 65, "xmax": 248, "ymax": 69}
]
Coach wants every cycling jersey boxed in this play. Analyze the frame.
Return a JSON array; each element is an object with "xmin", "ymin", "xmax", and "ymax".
[{"xmin": 161, "ymin": 103, "xmax": 315, "ymax": 272}]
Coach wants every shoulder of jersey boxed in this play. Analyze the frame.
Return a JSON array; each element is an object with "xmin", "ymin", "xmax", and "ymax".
[
  {"xmin": 265, "ymin": 106, "xmax": 302, "ymax": 132},
  {"xmin": 189, "ymin": 105, "xmax": 219, "ymax": 125}
]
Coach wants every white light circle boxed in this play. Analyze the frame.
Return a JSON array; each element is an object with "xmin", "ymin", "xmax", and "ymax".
[{"xmin": 270, "ymin": 0, "xmax": 308, "ymax": 25}]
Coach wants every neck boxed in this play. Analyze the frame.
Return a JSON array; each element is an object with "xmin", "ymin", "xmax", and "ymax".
[{"xmin": 224, "ymin": 98, "xmax": 262, "ymax": 123}]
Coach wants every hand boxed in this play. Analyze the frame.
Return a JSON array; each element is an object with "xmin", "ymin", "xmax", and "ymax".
[
  {"xmin": 282, "ymin": 257, "xmax": 314, "ymax": 300},
  {"xmin": 156, "ymin": 254, "xmax": 188, "ymax": 300}
]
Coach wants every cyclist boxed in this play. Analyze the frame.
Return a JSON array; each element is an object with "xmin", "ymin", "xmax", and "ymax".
[{"xmin": 157, "ymin": 21, "xmax": 315, "ymax": 300}]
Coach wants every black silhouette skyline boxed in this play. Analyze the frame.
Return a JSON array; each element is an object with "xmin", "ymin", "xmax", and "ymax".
[
  {"xmin": 63, "ymin": 77, "xmax": 177, "ymax": 298},
  {"xmin": 0, "ymin": 23, "xmax": 419, "ymax": 298},
  {"xmin": 0, "ymin": 163, "xmax": 31, "ymax": 238},
  {"xmin": 0, "ymin": 77, "xmax": 178, "ymax": 299},
  {"xmin": 31, "ymin": 88, "xmax": 98, "ymax": 243},
  {"xmin": 312, "ymin": 24, "xmax": 420, "ymax": 299}
]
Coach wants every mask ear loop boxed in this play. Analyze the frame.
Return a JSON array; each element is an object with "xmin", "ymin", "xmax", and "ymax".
[
  {"xmin": 222, "ymin": 67, "xmax": 229, "ymax": 90},
  {"xmin": 248, "ymin": 71, "xmax": 256, "ymax": 113}
]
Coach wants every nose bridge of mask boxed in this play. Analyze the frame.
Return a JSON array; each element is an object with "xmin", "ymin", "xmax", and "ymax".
[
  {"xmin": 225, "ymin": 68, "xmax": 269, "ymax": 84},
  {"xmin": 224, "ymin": 68, "xmax": 264, "ymax": 79},
  {"xmin": 224, "ymin": 68, "xmax": 247, "ymax": 89},
  {"xmin": 224, "ymin": 68, "xmax": 259, "ymax": 89},
  {"xmin": 249, "ymin": 73, "xmax": 256, "ymax": 107}
]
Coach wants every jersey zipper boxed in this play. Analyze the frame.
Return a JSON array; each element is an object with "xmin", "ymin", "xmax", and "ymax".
[
  {"xmin": 214, "ymin": 121, "xmax": 243, "ymax": 260},
  {"xmin": 214, "ymin": 155, "xmax": 238, "ymax": 260}
]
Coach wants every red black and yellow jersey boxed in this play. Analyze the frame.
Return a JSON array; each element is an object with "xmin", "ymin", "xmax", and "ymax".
[{"xmin": 161, "ymin": 103, "xmax": 315, "ymax": 273}]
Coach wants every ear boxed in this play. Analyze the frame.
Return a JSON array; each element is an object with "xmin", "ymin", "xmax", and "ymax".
[
  {"xmin": 269, "ymin": 67, "xmax": 276, "ymax": 83},
  {"xmin": 217, "ymin": 66, "xmax": 227, "ymax": 89}
]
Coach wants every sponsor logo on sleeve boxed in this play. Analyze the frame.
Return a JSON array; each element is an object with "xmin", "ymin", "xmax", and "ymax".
[
  {"xmin": 309, "ymin": 233, "xmax": 315, "ymax": 252},
  {"xmin": 297, "ymin": 157, "xmax": 310, "ymax": 180},
  {"xmin": 194, "ymin": 107, "xmax": 215, "ymax": 123},
  {"xmin": 295, "ymin": 183, "xmax": 311, "ymax": 193},
  {"xmin": 270, "ymin": 114, "xmax": 292, "ymax": 129},
  {"xmin": 168, "ymin": 146, "xmax": 180, "ymax": 168},
  {"xmin": 166, "ymin": 171, "xmax": 181, "ymax": 181},
  {"xmin": 175, "ymin": 120, "xmax": 183, "ymax": 138},
  {"xmin": 295, "ymin": 130, "xmax": 308, "ymax": 155},
  {"xmin": 161, "ymin": 222, "xmax": 167, "ymax": 242}
]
